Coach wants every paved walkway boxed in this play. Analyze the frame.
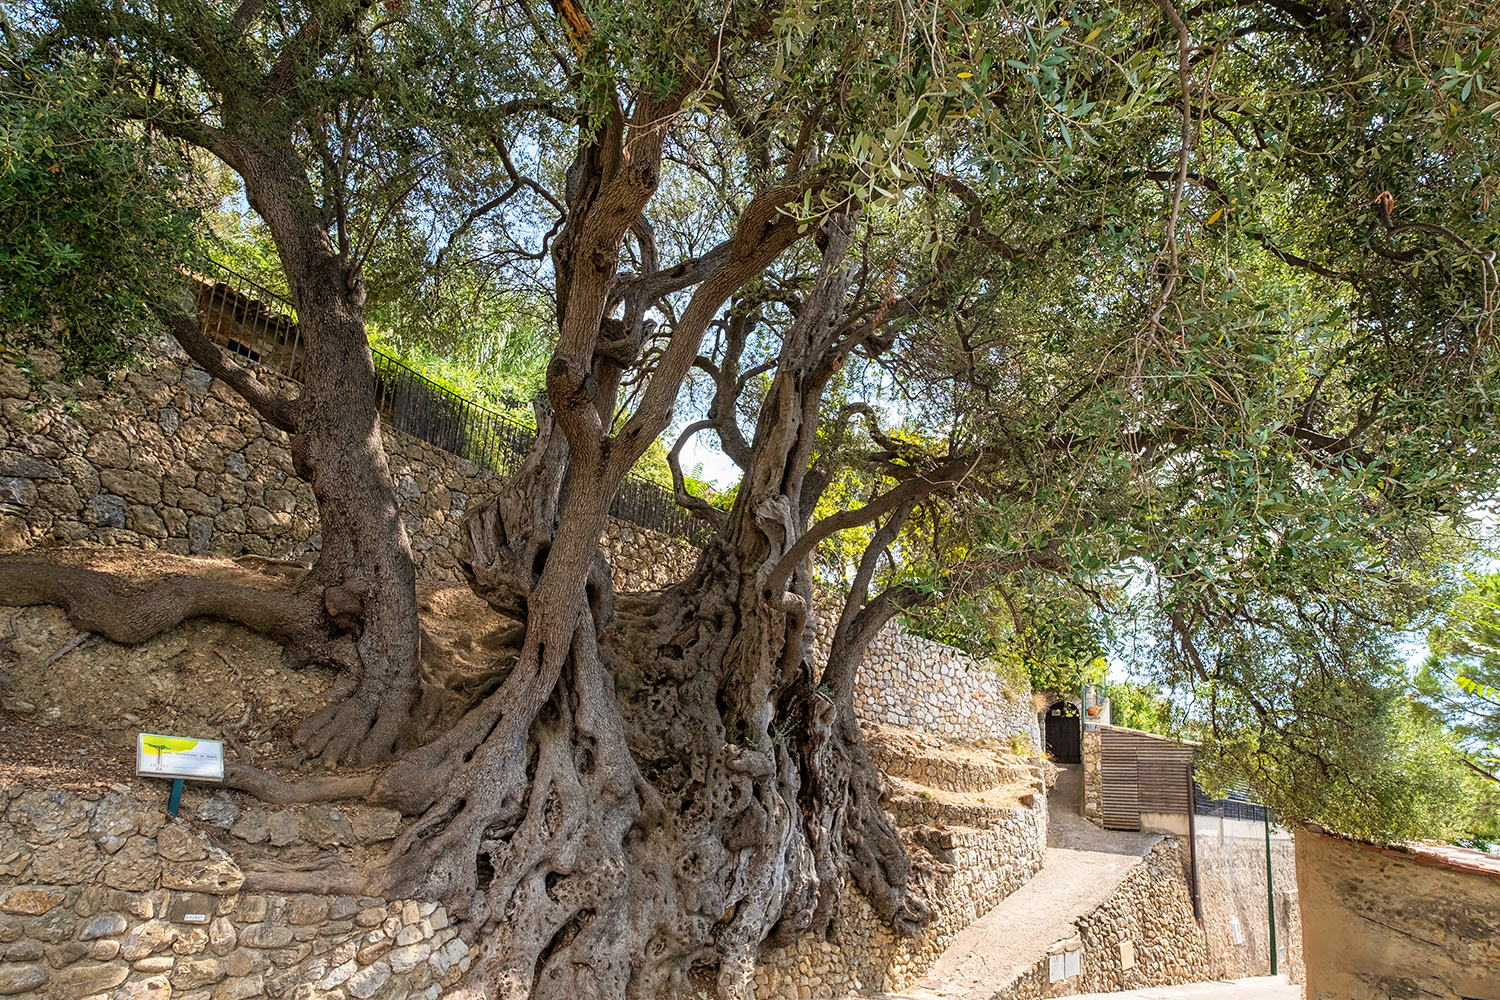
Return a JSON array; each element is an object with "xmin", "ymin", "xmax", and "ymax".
[
  {"xmin": 1069, "ymin": 975, "xmax": 1301, "ymax": 999},
  {"xmin": 898, "ymin": 766, "xmax": 1163, "ymax": 999}
]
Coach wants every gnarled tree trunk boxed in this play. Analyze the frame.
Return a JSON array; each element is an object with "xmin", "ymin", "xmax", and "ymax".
[{"xmin": 367, "ymin": 213, "xmax": 942, "ymax": 1000}]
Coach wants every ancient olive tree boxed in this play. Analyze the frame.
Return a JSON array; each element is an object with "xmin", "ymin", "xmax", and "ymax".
[{"xmin": 4, "ymin": 0, "xmax": 1500, "ymax": 997}]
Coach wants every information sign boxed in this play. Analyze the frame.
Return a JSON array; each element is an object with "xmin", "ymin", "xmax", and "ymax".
[{"xmin": 136, "ymin": 733, "xmax": 225, "ymax": 782}]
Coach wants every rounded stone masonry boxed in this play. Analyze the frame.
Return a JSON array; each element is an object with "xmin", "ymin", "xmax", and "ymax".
[{"xmin": 0, "ymin": 782, "xmax": 476, "ymax": 1000}]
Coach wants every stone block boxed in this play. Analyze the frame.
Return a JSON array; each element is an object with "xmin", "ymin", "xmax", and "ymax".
[
  {"xmin": 221, "ymin": 947, "xmax": 254, "ymax": 978},
  {"xmin": 187, "ymin": 515, "xmax": 215, "ymax": 554},
  {"xmin": 85, "ymin": 432, "xmax": 132, "ymax": 468},
  {"xmin": 287, "ymin": 896, "xmax": 328, "ymax": 926},
  {"xmin": 0, "ymin": 886, "xmax": 65, "ymax": 915},
  {"xmin": 210, "ymin": 973, "xmax": 263, "ymax": 1000},
  {"xmin": 207, "ymin": 917, "xmax": 236, "ymax": 957},
  {"xmin": 0, "ymin": 477, "xmax": 37, "ymax": 509},
  {"xmin": 170, "ymin": 957, "xmax": 225, "ymax": 989},
  {"xmin": 265, "ymin": 811, "xmax": 299, "ymax": 848},
  {"xmin": 115, "ymin": 976, "xmax": 173, "ymax": 1000},
  {"xmin": 239, "ymin": 923, "xmax": 293, "ymax": 950},
  {"xmin": 79, "ymin": 913, "xmax": 128, "ymax": 940},
  {"xmin": 85, "ymin": 494, "xmax": 127, "ymax": 529},
  {"xmin": 0, "ymin": 963, "xmax": 47, "ymax": 996},
  {"xmin": 345, "ymin": 961, "xmax": 391, "ymax": 999},
  {"xmin": 50, "ymin": 961, "xmax": 128, "ymax": 995},
  {"xmin": 99, "ymin": 468, "xmax": 162, "ymax": 505},
  {"xmin": 120, "ymin": 921, "xmax": 177, "ymax": 961},
  {"xmin": 155, "ymin": 823, "xmax": 211, "ymax": 863},
  {"xmin": 161, "ymin": 847, "xmax": 244, "ymax": 895}
]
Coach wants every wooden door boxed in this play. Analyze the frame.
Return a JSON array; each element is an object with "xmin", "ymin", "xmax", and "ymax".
[{"xmin": 1046, "ymin": 700, "xmax": 1082, "ymax": 764}]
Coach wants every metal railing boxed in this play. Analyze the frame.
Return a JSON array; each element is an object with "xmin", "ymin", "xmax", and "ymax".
[
  {"xmin": 193, "ymin": 259, "xmax": 713, "ymax": 545},
  {"xmin": 1193, "ymin": 781, "xmax": 1270, "ymax": 824}
]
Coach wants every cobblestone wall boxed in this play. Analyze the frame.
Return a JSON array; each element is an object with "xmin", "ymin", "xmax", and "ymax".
[
  {"xmin": 996, "ymin": 840, "xmax": 1210, "ymax": 999},
  {"xmin": 0, "ymin": 781, "xmax": 475, "ymax": 1000},
  {"xmin": 754, "ymin": 795, "xmax": 1049, "ymax": 997}
]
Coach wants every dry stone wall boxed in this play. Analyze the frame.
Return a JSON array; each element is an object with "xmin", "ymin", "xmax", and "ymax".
[
  {"xmin": 825, "ymin": 617, "xmax": 1040, "ymax": 752},
  {"xmin": 0, "ymin": 345, "xmax": 695, "ymax": 589},
  {"xmin": 754, "ymin": 796, "xmax": 1048, "ymax": 998},
  {"xmin": 0, "ymin": 781, "xmax": 476, "ymax": 1000},
  {"xmin": 996, "ymin": 840, "xmax": 1210, "ymax": 999}
]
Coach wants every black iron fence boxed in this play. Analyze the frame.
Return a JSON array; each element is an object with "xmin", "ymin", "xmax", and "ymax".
[
  {"xmin": 193, "ymin": 260, "xmax": 712, "ymax": 545},
  {"xmin": 1193, "ymin": 781, "xmax": 1271, "ymax": 824}
]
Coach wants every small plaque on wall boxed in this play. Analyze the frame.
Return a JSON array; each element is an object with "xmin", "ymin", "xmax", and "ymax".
[
  {"xmin": 1120, "ymin": 939, "xmax": 1135, "ymax": 971},
  {"xmin": 167, "ymin": 893, "xmax": 218, "ymax": 924}
]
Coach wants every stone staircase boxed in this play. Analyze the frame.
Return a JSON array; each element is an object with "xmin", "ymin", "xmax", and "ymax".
[
  {"xmin": 865, "ymin": 728, "xmax": 1049, "ymax": 888},
  {"xmin": 875, "ymin": 765, "xmax": 1164, "ymax": 1000}
]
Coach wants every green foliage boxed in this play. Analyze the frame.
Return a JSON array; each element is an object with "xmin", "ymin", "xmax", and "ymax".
[
  {"xmin": 1196, "ymin": 679, "xmax": 1483, "ymax": 843},
  {"xmin": 1414, "ymin": 572, "xmax": 1500, "ymax": 785},
  {"xmin": 16, "ymin": 0, "xmax": 1500, "ymax": 850},
  {"xmin": 0, "ymin": 48, "xmax": 201, "ymax": 377},
  {"xmin": 1102, "ymin": 679, "xmax": 1176, "ymax": 736}
]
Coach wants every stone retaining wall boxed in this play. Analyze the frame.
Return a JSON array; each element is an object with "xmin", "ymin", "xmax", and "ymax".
[
  {"xmin": 0, "ymin": 347, "xmax": 695, "ymax": 591},
  {"xmin": 834, "ymin": 619, "xmax": 1039, "ymax": 752},
  {"xmin": 755, "ymin": 795, "xmax": 1049, "ymax": 998},
  {"xmin": 0, "ymin": 781, "xmax": 475, "ymax": 1000},
  {"xmin": 996, "ymin": 840, "xmax": 1211, "ymax": 999}
]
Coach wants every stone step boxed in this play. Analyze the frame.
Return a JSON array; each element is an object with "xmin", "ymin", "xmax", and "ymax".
[
  {"xmin": 882, "ymin": 777, "xmax": 1037, "ymax": 830},
  {"xmin": 872, "ymin": 750, "xmax": 1036, "ymax": 794}
]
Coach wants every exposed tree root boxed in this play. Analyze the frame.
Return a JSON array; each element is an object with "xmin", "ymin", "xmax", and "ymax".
[
  {"xmin": 0, "ymin": 549, "xmax": 418, "ymax": 767},
  {"xmin": 240, "ymin": 857, "xmax": 364, "ymax": 895},
  {"xmin": 361, "ymin": 541, "xmax": 929, "ymax": 1000},
  {"xmin": 223, "ymin": 762, "xmax": 375, "ymax": 803},
  {"xmin": 0, "ymin": 556, "xmax": 306, "ymax": 647}
]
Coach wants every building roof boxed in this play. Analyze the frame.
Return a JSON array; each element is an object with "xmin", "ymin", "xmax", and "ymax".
[
  {"xmin": 1095, "ymin": 723, "xmax": 1201, "ymax": 747},
  {"xmin": 1306, "ymin": 826, "xmax": 1500, "ymax": 882}
]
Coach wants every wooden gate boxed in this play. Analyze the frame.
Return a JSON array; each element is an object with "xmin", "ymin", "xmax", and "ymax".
[{"xmin": 1100, "ymin": 741, "xmax": 1141, "ymax": 830}]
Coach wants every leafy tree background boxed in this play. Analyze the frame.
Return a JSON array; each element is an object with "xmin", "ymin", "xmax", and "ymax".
[{"xmin": 0, "ymin": 48, "xmax": 206, "ymax": 378}]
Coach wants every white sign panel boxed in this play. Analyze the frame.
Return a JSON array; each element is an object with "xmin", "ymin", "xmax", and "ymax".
[{"xmin": 136, "ymin": 733, "xmax": 225, "ymax": 782}]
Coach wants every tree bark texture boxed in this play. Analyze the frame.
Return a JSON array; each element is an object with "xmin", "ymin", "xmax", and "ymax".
[
  {"xmin": 212, "ymin": 134, "xmax": 422, "ymax": 768},
  {"xmin": 361, "ymin": 212, "xmax": 944, "ymax": 1000}
]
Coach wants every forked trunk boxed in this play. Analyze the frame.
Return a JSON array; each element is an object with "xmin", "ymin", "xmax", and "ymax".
[{"xmin": 370, "ymin": 217, "xmax": 932, "ymax": 999}]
